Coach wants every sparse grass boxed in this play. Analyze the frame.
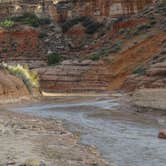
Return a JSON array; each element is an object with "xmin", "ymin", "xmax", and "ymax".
[{"xmin": 2, "ymin": 63, "xmax": 39, "ymax": 92}]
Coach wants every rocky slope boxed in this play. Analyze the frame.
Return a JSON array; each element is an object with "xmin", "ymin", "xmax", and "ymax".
[
  {"xmin": 36, "ymin": 1, "xmax": 166, "ymax": 93},
  {"xmin": 0, "ymin": 1, "xmax": 165, "ymax": 93}
]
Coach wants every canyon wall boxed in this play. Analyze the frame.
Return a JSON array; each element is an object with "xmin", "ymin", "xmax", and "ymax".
[
  {"xmin": 36, "ymin": 60, "xmax": 110, "ymax": 92},
  {"xmin": 0, "ymin": 0, "xmax": 154, "ymax": 21},
  {"xmin": 0, "ymin": 0, "xmax": 52, "ymax": 19},
  {"xmin": 0, "ymin": 28, "xmax": 46, "ymax": 68},
  {"xmin": 54, "ymin": 0, "xmax": 154, "ymax": 22}
]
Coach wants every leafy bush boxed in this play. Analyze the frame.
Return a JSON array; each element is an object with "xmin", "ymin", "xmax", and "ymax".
[
  {"xmin": 0, "ymin": 19, "xmax": 15, "ymax": 28},
  {"xmin": 48, "ymin": 53, "xmax": 62, "ymax": 65},
  {"xmin": 2, "ymin": 63, "xmax": 39, "ymax": 92},
  {"xmin": 39, "ymin": 32, "xmax": 48, "ymax": 39},
  {"xmin": 11, "ymin": 12, "xmax": 50, "ymax": 27},
  {"xmin": 89, "ymin": 53, "xmax": 101, "ymax": 61},
  {"xmin": 89, "ymin": 47, "xmax": 110, "ymax": 61},
  {"xmin": 150, "ymin": 20, "xmax": 157, "ymax": 25},
  {"xmin": 136, "ymin": 24, "xmax": 151, "ymax": 32},
  {"xmin": 133, "ymin": 65, "xmax": 146, "ymax": 75},
  {"xmin": 157, "ymin": 1, "xmax": 166, "ymax": 9},
  {"xmin": 110, "ymin": 41, "xmax": 122, "ymax": 53}
]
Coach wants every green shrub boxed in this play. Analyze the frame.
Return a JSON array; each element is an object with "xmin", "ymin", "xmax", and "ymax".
[
  {"xmin": 48, "ymin": 53, "xmax": 62, "ymax": 65},
  {"xmin": 11, "ymin": 12, "xmax": 51, "ymax": 27},
  {"xmin": 2, "ymin": 63, "xmax": 39, "ymax": 92},
  {"xmin": 137, "ymin": 24, "xmax": 151, "ymax": 31},
  {"xmin": 150, "ymin": 20, "xmax": 157, "ymax": 25},
  {"xmin": 39, "ymin": 32, "xmax": 48, "ymax": 39},
  {"xmin": 110, "ymin": 41, "xmax": 122, "ymax": 53},
  {"xmin": 133, "ymin": 65, "xmax": 146, "ymax": 75},
  {"xmin": 0, "ymin": 19, "xmax": 15, "ymax": 28},
  {"xmin": 157, "ymin": 2, "xmax": 166, "ymax": 9},
  {"xmin": 89, "ymin": 47, "xmax": 110, "ymax": 61},
  {"xmin": 2, "ymin": 48, "xmax": 8, "ymax": 53},
  {"xmin": 89, "ymin": 53, "xmax": 101, "ymax": 61}
]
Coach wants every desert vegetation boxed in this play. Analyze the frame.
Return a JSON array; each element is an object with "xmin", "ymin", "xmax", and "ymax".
[{"xmin": 2, "ymin": 63, "xmax": 39, "ymax": 92}]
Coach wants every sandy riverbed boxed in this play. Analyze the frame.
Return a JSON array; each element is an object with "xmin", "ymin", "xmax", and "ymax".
[{"xmin": 0, "ymin": 108, "xmax": 109, "ymax": 166}]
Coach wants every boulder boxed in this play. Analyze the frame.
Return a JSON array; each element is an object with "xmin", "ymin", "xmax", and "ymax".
[
  {"xmin": 132, "ymin": 88, "xmax": 166, "ymax": 110},
  {"xmin": 0, "ymin": 70, "xmax": 30, "ymax": 104},
  {"xmin": 158, "ymin": 129, "xmax": 166, "ymax": 139}
]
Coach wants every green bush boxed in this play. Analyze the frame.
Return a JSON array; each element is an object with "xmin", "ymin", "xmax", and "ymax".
[
  {"xmin": 89, "ymin": 47, "xmax": 110, "ymax": 61},
  {"xmin": 133, "ymin": 65, "xmax": 146, "ymax": 75},
  {"xmin": 39, "ymin": 32, "xmax": 48, "ymax": 39},
  {"xmin": 0, "ymin": 19, "xmax": 15, "ymax": 28},
  {"xmin": 89, "ymin": 53, "xmax": 101, "ymax": 61},
  {"xmin": 137, "ymin": 24, "xmax": 151, "ymax": 32},
  {"xmin": 2, "ymin": 63, "xmax": 39, "ymax": 92},
  {"xmin": 48, "ymin": 53, "xmax": 62, "ymax": 65},
  {"xmin": 110, "ymin": 41, "xmax": 122, "ymax": 53},
  {"xmin": 11, "ymin": 12, "xmax": 50, "ymax": 27}
]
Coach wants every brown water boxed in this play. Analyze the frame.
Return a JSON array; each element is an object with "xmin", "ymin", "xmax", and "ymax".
[{"xmin": 10, "ymin": 96, "xmax": 166, "ymax": 166}]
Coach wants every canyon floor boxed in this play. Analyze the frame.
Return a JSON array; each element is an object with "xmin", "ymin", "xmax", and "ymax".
[
  {"xmin": 0, "ymin": 103, "xmax": 110, "ymax": 166},
  {"xmin": 0, "ymin": 93, "xmax": 165, "ymax": 166}
]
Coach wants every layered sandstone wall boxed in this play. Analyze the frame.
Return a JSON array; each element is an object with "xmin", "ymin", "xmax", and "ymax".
[
  {"xmin": 36, "ymin": 60, "xmax": 110, "ymax": 92},
  {"xmin": 54, "ymin": 0, "xmax": 154, "ymax": 22},
  {"xmin": 0, "ymin": 27, "xmax": 46, "ymax": 68},
  {"xmin": 0, "ymin": 0, "xmax": 52, "ymax": 19},
  {"xmin": 0, "ymin": 0, "xmax": 154, "ymax": 21}
]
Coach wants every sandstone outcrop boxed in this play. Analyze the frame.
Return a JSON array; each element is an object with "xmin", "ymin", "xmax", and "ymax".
[
  {"xmin": 54, "ymin": 0, "xmax": 154, "ymax": 22},
  {"xmin": 0, "ymin": 0, "xmax": 154, "ymax": 22},
  {"xmin": 132, "ymin": 88, "xmax": 166, "ymax": 110},
  {"xmin": 36, "ymin": 60, "xmax": 110, "ymax": 92},
  {"xmin": 0, "ymin": 69, "xmax": 30, "ymax": 104},
  {"xmin": 123, "ymin": 61, "xmax": 166, "ymax": 91},
  {"xmin": 0, "ymin": 27, "xmax": 46, "ymax": 68}
]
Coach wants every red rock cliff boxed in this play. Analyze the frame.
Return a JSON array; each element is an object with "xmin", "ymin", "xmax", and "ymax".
[{"xmin": 53, "ymin": 0, "xmax": 154, "ymax": 22}]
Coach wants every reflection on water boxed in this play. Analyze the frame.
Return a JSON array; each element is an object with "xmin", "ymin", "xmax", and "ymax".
[{"xmin": 10, "ymin": 97, "xmax": 166, "ymax": 166}]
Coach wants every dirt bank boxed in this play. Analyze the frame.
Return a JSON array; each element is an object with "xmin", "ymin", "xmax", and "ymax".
[{"xmin": 0, "ymin": 108, "xmax": 109, "ymax": 166}]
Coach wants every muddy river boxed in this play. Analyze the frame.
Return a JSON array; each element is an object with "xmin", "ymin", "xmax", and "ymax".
[{"xmin": 10, "ymin": 96, "xmax": 166, "ymax": 166}]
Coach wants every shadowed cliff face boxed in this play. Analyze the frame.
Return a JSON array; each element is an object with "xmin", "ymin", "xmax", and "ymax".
[{"xmin": 54, "ymin": 0, "xmax": 154, "ymax": 22}]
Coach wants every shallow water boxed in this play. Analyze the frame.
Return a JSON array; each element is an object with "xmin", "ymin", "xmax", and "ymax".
[{"xmin": 10, "ymin": 97, "xmax": 166, "ymax": 166}]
